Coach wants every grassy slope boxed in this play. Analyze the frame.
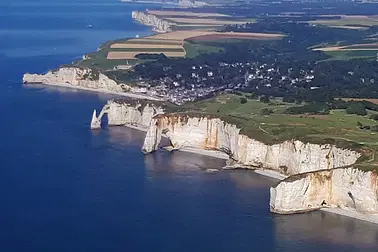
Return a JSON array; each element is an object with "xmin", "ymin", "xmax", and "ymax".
[
  {"xmin": 178, "ymin": 94, "xmax": 378, "ymax": 172},
  {"xmin": 183, "ymin": 41, "xmax": 223, "ymax": 58},
  {"xmin": 309, "ymin": 17, "xmax": 378, "ymax": 27},
  {"xmin": 322, "ymin": 50, "xmax": 378, "ymax": 61}
]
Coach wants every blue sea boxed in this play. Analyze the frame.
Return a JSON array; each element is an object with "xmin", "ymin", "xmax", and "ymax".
[{"xmin": 0, "ymin": 0, "xmax": 377, "ymax": 251}]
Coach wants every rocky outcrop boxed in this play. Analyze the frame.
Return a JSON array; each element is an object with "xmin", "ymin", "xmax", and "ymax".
[
  {"xmin": 270, "ymin": 167, "xmax": 378, "ymax": 214},
  {"xmin": 141, "ymin": 115, "xmax": 360, "ymax": 175},
  {"xmin": 23, "ymin": 67, "xmax": 131, "ymax": 93},
  {"xmin": 132, "ymin": 11, "xmax": 172, "ymax": 33},
  {"xmin": 91, "ymin": 100, "xmax": 164, "ymax": 130},
  {"xmin": 91, "ymin": 110, "xmax": 102, "ymax": 129}
]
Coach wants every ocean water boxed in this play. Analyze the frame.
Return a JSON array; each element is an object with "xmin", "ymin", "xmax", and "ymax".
[{"xmin": 0, "ymin": 0, "xmax": 378, "ymax": 251}]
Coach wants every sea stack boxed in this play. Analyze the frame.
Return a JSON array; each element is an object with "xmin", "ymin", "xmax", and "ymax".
[{"xmin": 90, "ymin": 110, "xmax": 101, "ymax": 129}]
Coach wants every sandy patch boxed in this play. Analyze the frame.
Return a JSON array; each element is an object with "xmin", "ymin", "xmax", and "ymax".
[
  {"xmin": 166, "ymin": 17, "xmax": 247, "ymax": 25},
  {"xmin": 328, "ymin": 25, "xmax": 368, "ymax": 30},
  {"xmin": 188, "ymin": 33, "xmax": 283, "ymax": 41},
  {"xmin": 148, "ymin": 30, "xmax": 284, "ymax": 42},
  {"xmin": 126, "ymin": 38, "xmax": 183, "ymax": 44},
  {"xmin": 313, "ymin": 42, "xmax": 378, "ymax": 52},
  {"xmin": 111, "ymin": 43, "xmax": 183, "ymax": 49}
]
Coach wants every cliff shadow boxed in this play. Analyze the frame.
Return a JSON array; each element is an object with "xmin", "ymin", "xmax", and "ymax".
[{"xmin": 273, "ymin": 210, "xmax": 378, "ymax": 250}]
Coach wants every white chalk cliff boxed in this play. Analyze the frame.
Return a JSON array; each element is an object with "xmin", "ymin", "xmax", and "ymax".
[
  {"xmin": 90, "ymin": 102, "xmax": 377, "ymax": 219},
  {"xmin": 132, "ymin": 11, "xmax": 172, "ymax": 33},
  {"xmin": 23, "ymin": 67, "xmax": 131, "ymax": 93},
  {"xmin": 141, "ymin": 115, "xmax": 360, "ymax": 175},
  {"xmin": 91, "ymin": 100, "xmax": 164, "ymax": 130},
  {"xmin": 137, "ymin": 113, "xmax": 378, "ymax": 217},
  {"xmin": 179, "ymin": 0, "xmax": 207, "ymax": 7},
  {"xmin": 270, "ymin": 167, "xmax": 378, "ymax": 214}
]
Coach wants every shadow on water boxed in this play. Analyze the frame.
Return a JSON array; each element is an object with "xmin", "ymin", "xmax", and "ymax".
[
  {"xmin": 98, "ymin": 122, "xmax": 378, "ymax": 252},
  {"xmin": 274, "ymin": 211, "xmax": 378, "ymax": 250}
]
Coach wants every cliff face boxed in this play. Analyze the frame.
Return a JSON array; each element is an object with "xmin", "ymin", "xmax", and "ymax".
[
  {"xmin": 142, "ymin": 115, "xmax": 360, "ymax": 175},
  {"xmin": 140, "ymin": 114, "xmax": 378, "ymax": 216},
  {"xmin": 23, "ymin": 67, "xmax": 131, "ymax": 92},
  {"xmin": 270, "ymin": 167, "xmax": 378, "ymax": 214},
  {"xmin": 132, "ymin": 11, "xmax": 171, "ymax": 33},
  {"xmin": 91, "ymin": 100, "xmax": 164, "ymax": 130}
]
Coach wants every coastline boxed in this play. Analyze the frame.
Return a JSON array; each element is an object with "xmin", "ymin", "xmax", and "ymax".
[
  {"xmin": 321, "ymin": 208, "xmax": 378, "ymax": 225},
  {"xmin": 24, "ymin": 82, "xmax": 164, "ymax": 101},
  {"xmin": 22, "ymin": 8, "xmax": 163, "ymax": 99},
  {"xmin": 116, "ymin": 124, "xmax": 378, "ymax": 225},
  {"xmin": 71, "ymin": 8, "xmax": 378, "ymax": 226}
]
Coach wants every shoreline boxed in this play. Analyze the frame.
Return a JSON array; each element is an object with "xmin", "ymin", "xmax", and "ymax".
[
  {"xmin": 118, "ymin": 124, "xmax": 378, "ymax": 225},
  {"xmin": 79, "ymin": 8, "xmax": 378, "ymax": 226},
  {"xmin": 321, "ymin": 208, "xmax": 378, "ymax": 225},
  {"xmin": 24, "ymin": 82, "xmax": 164, "ymax": 101}
]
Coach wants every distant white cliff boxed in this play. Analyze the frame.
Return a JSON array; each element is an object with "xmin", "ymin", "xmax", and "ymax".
[
  {"xmin": 178, "ymin": 0, "xmax": 207, "ymax": 7},
  {"xmin": 132, "ymin": 11, "xmax": 172, "ymax": 33},
  {"xmin": 23, "ymin": 67, "xmax": 130, "ymax": 93},
  {"xmin": 23, "ymin": 67, "xmax": 163, "ymax": 101}
]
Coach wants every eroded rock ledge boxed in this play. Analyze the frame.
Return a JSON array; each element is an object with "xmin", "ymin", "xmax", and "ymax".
[
  {"xmin": 91, "ymin": 99, "xmax": 164, "ymax": 130},
  {"xmin": 270, "ymin": 167, "xmax": 378, "ymax": 214}
]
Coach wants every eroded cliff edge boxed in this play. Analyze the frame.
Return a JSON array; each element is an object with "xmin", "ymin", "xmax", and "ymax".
[
  {"xmin": 91, "ymin": 99, "xmax": 164, "ymax": 130},
  {"xmin": 270, "ymin": 167, "xmax": 378, "ymax": 214},
  {"xmin": 91, "ymin": 102, "xmax": 378, "ymax": 221},
  {"xmin": 139, "ymin": 113, "xmax": 378, "ymax": 218},
  {"xmin": 141, "ymin": 114, "xmax": 360, "ymax": 175}
]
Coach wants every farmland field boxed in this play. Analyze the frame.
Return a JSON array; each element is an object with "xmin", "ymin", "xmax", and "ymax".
[
  {"xmin": 149, "ymin": 30, "xmax": 284, "ymax": 41},
  {"xmin": 309, "ymin": 15, "xmax": 378, "ymax": 29},
  {"xmin": 314, "ymin": 43, "xmax": 378, "ymax": 52},
  {"xmin": 313, "ymin": 42, "xmax": 378, "ymax": 60},
  {"xmin": 323, "ymin": 50, "xmax": 378, "ymax": 61},
  {"xmin": 166, "ymin": 17, "xmax": 248, "ymax": 25},
  {"xmin": 187, "ymin": 33, "xmax": 284, "ymax": 42},
  {"xmin": 111, "ymin": 43, "xmax": 183, "ymax": 49},
  {"xmin": 147, "ymin": 10, "xmax": 230, "ymax": 18}
]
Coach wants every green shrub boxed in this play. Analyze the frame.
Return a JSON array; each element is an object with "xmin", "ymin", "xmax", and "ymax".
[
  {"xmin": 260, "ymin": 108, "xmax": 273, "ymax": 115},
  {"xmin": 369, "ymin": 114, "xmax": 378, "ymax": 121},
  {"xmin": 259, "ymin": 95, "xmax": 270, "ymax": 103},
  {"xmin": 371, "ymin": 125, "xmax": 378, "ymax": 132},
  {"xmin": 285, "ymin": 102, "xmax": 330, "ymax": 115},
  {"xmin": 346, "ymin": 103, "xmax": 367, "ymax": 116},
  {"xmin": 240, "ymin": 97, "xmax": 248, "ymax": 104}
]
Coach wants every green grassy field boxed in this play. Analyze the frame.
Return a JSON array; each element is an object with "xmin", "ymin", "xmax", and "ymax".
[
  {"xmin": 184, "ymin": 41, "xmax": 223, "ymax": 58},
  {"xmin": 180, "ymin": 94, "xmax": 378, "ymax": 171},
  {"xmin": 309, "ymin": 17, "xmax": 378, "ymax": 28},
  {"xmin": 323, "ymin": 50, "xmax": 378, "ymax": 61}
]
